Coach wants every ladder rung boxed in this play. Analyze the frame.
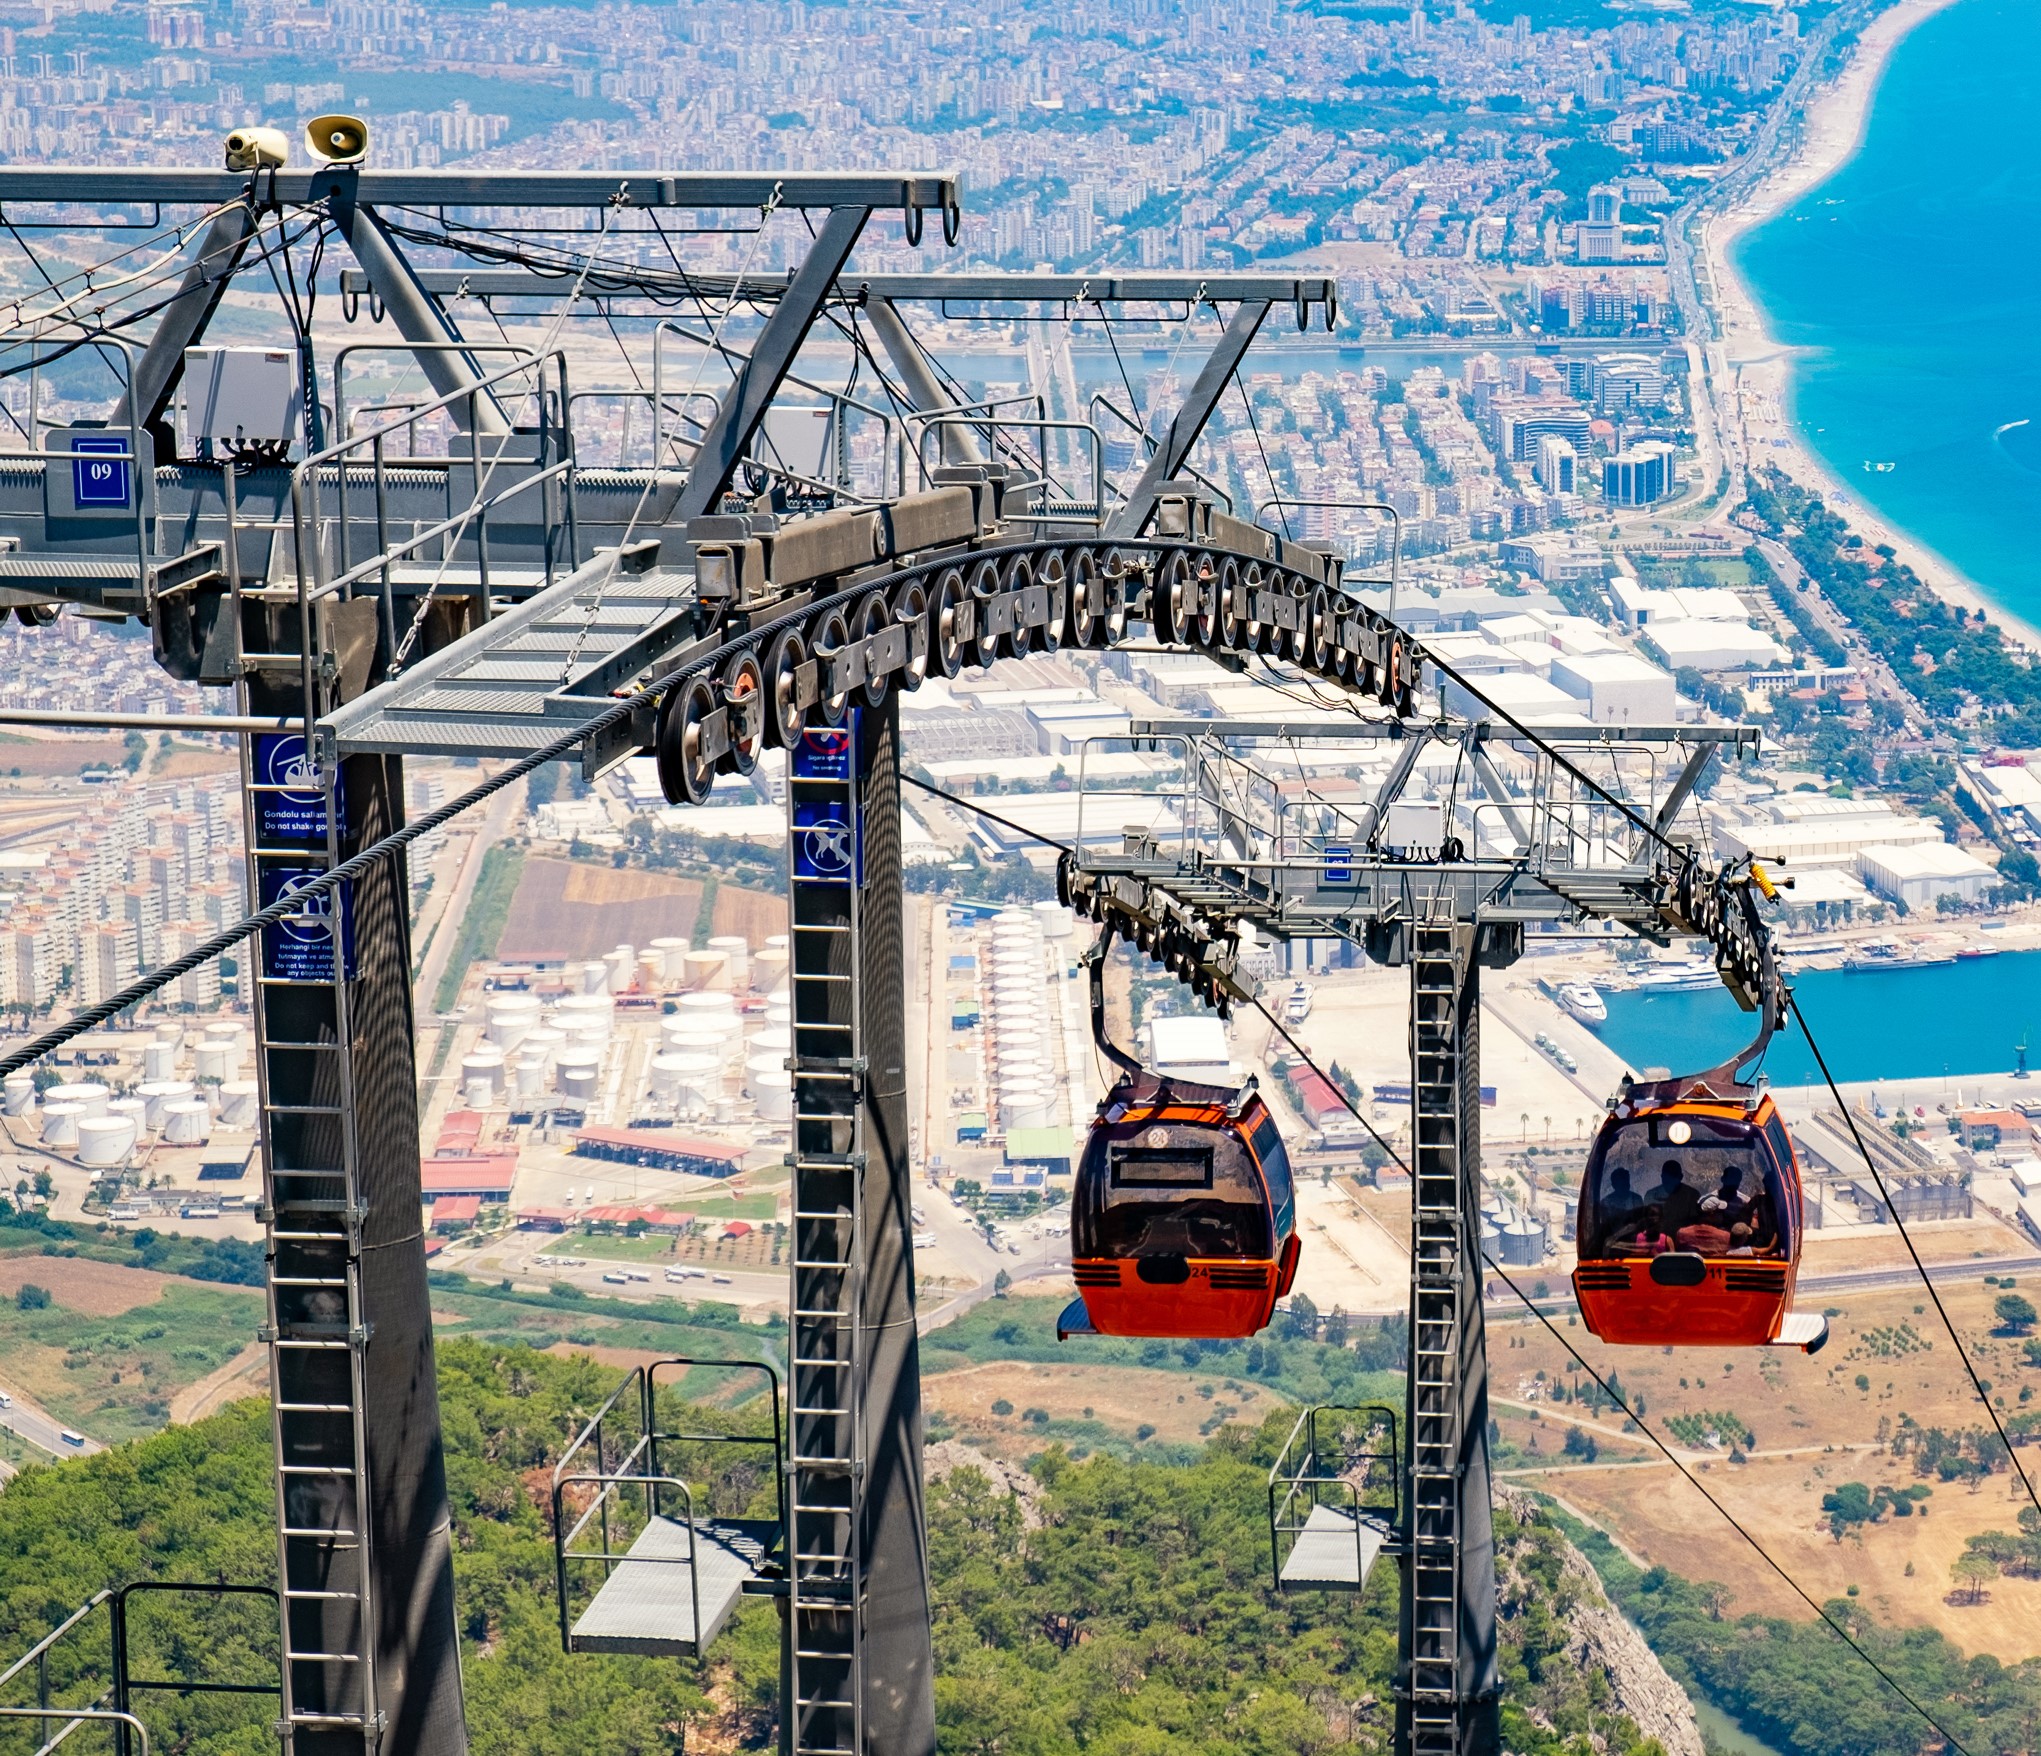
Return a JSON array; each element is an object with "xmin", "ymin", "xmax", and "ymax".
[
  {"xmin": 279, "ymin": 1464, "xmax": 358, "ymax": 1476},
  {"xmin": 281, "ymin": 1526, "xmax": 359, "ymax": 1539}
]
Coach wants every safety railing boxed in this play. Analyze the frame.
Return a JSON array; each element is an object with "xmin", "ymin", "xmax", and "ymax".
[
  {"xmin": 1267, "ymin": 1403, "xmax": 1400, "ymax": 1592},
  {"xmin": 915, "ymin": 415, "xmax": 1105, "ymax": 524},
  {"xmin": 549, "ymin": 1356, "xmax": 785, "ymax": 1653},
  {"xmin": 0, "ymin": 1582, "xmax": 279, "ymax": 1756},
  {"xmin": 1087, "ymin": 392, "xmax": 1234, "ymax": 513},
  {"xmin": 274, "ymin": 347, "xmax": 581, "ymax": 731},
  {"xmin": 1255, "ymin": 497, "xmax": 1401, "ymax": 615},
  {"xmin": 330, "ymin": 340, "xmax": 538, "ymax": 451}
]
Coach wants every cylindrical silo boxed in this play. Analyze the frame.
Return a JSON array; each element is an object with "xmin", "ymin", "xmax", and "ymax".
[
  {"xmin": 678, "ymin": 989, "xmax": 736, "ymax": 1020},
  {"xmin": 162, "ymin": 1100, "xmax": 209, "ymax": 1146},
  {"xmin": 77, "ymin": 1115, "xmax": 136, "ymax": 1164},
  {"xmin": 193, "ymin": 1042, "xmax": 231, "ymax": 1084},
  {"xmin": 136, "ymin": 1081, "xmax": 192, "ymax": 1129},
  {"xmin": 1, "ymin": 1072, "xmax": 34, "ymax": 1116},
  {"xmin": 40, "ymin": 1103, "xmax": 83, "ymax": 1149},
  {"xmin": 579, "ymin": 960, "xmax": 610, "ymax": 995},
  {"xmin": 522, "ymin": 1027, "xmax": 567, "ymax": 1069},
  {"xmin": 706, "ymin": 935, "xmax": 750, "ymax": 989},
  {"xmin": 463, "ymin": 1078, "xmax": 493, "ymax": 1112},
  {"xmin": 754, "ymin": 1067, "xmax": 793, "ymax": 1122},
  {"xmin": 605, "ymin": 945, "xmax": 636, "ymax": 993},
  {"xmin": 753, "ymin": 945, "xmax": 790, "ymax": 992},
  {"xmin": 153, "ymin": 1020, "xmax": 183, "ymax": 1045},
  {"xmin": 218, "ymin": 1081, "xmax": 259, "ymax": 1127},
  {"xmin": 1032, "ymin": 900, "xmax": 1075, "ymax": 939},
  {"xmin": 554, "ymin": 994, "xmax": 614, "ymax": 1039},
  {"xmin": 556, "ymin": 1049, "xmax": 602, "ymax": 1101},
  {"xmin": 49, "ymin": 1081, "xmax": 110, "ymax": 1119},
  {"xmin": 461, "ymin": 1047, "xmax": 507, "ymax": 1096},
  {"xmin": 144, "ymin": 1041, "xmax": 177, "ymax": 1082},
  {"xmin": 648, "ymin": 936, "xmax": 690, "ymax": 981},
  {"xmin": 485, "ymin": 993, "xmax": 542, "ymax": 1049}
]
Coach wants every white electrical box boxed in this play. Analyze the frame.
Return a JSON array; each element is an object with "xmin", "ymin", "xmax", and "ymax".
[
  {"xmin": 1383, "ymin": 799, "xmax": 1445, "ymax": 855},
  {"xmin": 760, "ymin": 404, "xmax": 834, "ymax": 481},
  {"xmin": 181, "ymin": 346, "xmax": 301, "ymax": 455}
]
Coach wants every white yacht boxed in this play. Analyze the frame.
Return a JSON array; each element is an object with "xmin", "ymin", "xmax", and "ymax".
[
  {"xmin": 1283, "ymin": 980, "xmax": 1313, "ymax": 1025},
  {"xmin": 1556, "ymin": 982, "xmax": 1607, "ymax": 1030}
]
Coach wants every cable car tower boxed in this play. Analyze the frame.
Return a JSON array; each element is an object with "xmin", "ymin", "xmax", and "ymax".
[{"xmin": 0, "ymin": 148, "xmax": 1786, "ymax": 1756}]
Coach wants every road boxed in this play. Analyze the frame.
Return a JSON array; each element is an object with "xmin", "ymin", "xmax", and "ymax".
[
  {"xmin": 0, "ymin": 1380, "xmax": 100, "ymax": 1458},
  {"xmin": 413, "ymin": 769, "xmax": 526, "ymax": 1014}
]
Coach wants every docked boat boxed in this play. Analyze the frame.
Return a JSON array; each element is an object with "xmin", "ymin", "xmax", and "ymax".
[
  {"xmin": 1556, "ymin": 982, "xmax": 1607, "ymax": 1030},
  {"xmin": 1283, "ymin": 980, "xmax": 1313, "ymax": 1025},
  {"xmin": 1631, "ymin": 960, "xmax": 1721, "ymax": 993}
]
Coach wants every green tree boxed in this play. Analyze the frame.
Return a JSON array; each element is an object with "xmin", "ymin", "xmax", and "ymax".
[
  {"xmin": 15, "ymin": 1283, "xmax": 48, "ymax": 1310},
  {"xmin": 1996, "ymin": 1293, "xmax": 2038, "ymax": 1335}
]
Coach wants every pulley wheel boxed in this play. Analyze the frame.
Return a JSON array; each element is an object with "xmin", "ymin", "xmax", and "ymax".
[
  {"xmin": 811, "ymin": 607, "xmax": 852, "ymax": 726},
  {"xmin": 854, "ymin": 589, "xmax": 893, "ymax": 711},
  {"xmin": 892, "ymin": 579, "xmax": 930, "ymax": 692},
  {"xmin": 655, "ymin": 674, "xmax": 719, "ymax": 806},
  {"xmin": 1001, "ymin": 555, "xmax": 1035, "ymax": 661},
  {"xmin": 1036, "ymin": 552, "xmax": 1067, "ymax": 655},
  {"xmin": 763, "ymin": 625, "xmax": 808, "ymax": 748},
  {"xmin": 718, "ymin": 650, "xmax": 765, "ymax": 776},
  {"xmin": 969, "ymin": 557, "xmax": 1003, "ymax": 670},
  {"xmin": 928, "ymin": 567, "xmax": 966, "ymax": 678},
  {"xmin": 1066, "ymin": 549, "xmax": 1103, "ymax": 649}
]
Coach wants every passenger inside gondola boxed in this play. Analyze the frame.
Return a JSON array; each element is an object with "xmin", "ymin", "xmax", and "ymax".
[{"xmin": 1581, "ymin": 1117, "xmax": 1790, "ymax": 1262}]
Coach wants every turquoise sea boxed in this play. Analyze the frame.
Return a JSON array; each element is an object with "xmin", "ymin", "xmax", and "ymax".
[
  {"xmin": 1733, "ymin": 0, "xmax": 2041, "ymax": 628},
  {"xmin": 1600, "ymin": 949, "xmax": 2041, "ymax": 1086}
]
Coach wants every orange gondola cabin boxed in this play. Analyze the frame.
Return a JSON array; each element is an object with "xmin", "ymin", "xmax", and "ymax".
[
  {"xmin": 1069, "ymin": 1070, "xmax": 1300, "ymax": 1339},
  {"xmin": 1572, "ymin": 1071, "xmax": 1826, "ymax": 1353}
]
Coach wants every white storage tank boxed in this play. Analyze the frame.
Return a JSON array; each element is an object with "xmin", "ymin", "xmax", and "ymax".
[
  {"xmin": 49, "ymin": 1081, "xmax": 110, "ymax": 1119},
  {"xmin": 136, "ymin": 1081, "xmax": 194, "ymax": 1129},
  {"xmin": 193, "ymin": 1042, "xmax": 233, "ymax": 1084},
  {"xmin": 40, "ymin": 1103, "xmax": 83, "ymax": 1149},
  {"xmin": 1032, "ymin": 900, "xmax": 1075, "ymax": 939},
  {"xmin": 648, "ymin": 936, "xmax": 690, "ymax": 981},
  {"xmin": 464, "ymin": 1078, "xmax": 494, "ymax": 1112},
  {"xmin": 745, "ymin": 1052, "xmax": 788, "ymax": 1098},
  {"xmin": 144, "ymin": 1040, "xmax": 178, "ymax": 1082},
  {"xmin": 677, "ymin": 989, "xmax": 736, "ymax": 1020},
  {"xmin": 682, "ymin": 949, "xmax": 728, "ymax": 992},
  {"xmin": 162, "ymin": 1100, "xmax": 210, "ymax": 1146},
  {"xmin": 202, "ymin": 1022, "xmax": 242, "ymax": 1047},
  {"xmin": 556, "ymin": 1049, "xmax": 602, "ymax": 1101},
  {"xmin": 554, "ymin": 994, "xmax": 614, "ymax": 1038},
  {"xmin": 485, "ymin": 993, "xmax": 542, "ymax": 1049},
  {"xmin": 77, "ymin": 1115, "xmax": 136, "ymax": 1164},
  {"xmin": 753, "ymin": 1067, "xmax": 793, "ymax": 1122},
  {"xmin": 153, "ymin": 1020, "xmax": 183, "ymax": 1045},
  {"xmin": 578, "ymin": 960, "xmax": 611, "ymax": 995},
  {"xmin": 522, "ymin": 1027, "xmax": 567, "ymax": 1068},
  {"xmin": 460, "ymin": 1047, "xmax": 507, "ymax": 1096},
  {"xmin": 605, "ymin": 945, "xmax": 636, "ymax": 993},
  {"xmin": 512, "ymin": 1055, "xmax": 548, "ymax": 1100},
  {"xmin": 218, "ymin": 1082, "xmax": 260, "ymax": 1127},
  {"xmin": 765, "ymin": 1000, "xmax": 792, "ymax": 1029},
  {"xmin": 706, "ymin": 935, "xmax": 751, "ymax": 989},
  {"xmin": 1, "ymin": 1072, "xmax": 34, "ymax": 1116},
  {"xmin": 753, "ymin": 945, "xmax": 791, "ymax": 992},
  {"xmin": 107, "ymin": 1097, "xmax": 148, "ymax": 1134}
]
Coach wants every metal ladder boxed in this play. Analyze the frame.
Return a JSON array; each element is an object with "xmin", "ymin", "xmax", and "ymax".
[
  {"xmin": 1406, "ymin": 917, "xmax": 1466, "ymax": 1756},
  {"xmin": 784, "ymin": 725, "xmax": 866, "ymax": 1756},
  {"xmin": 238, "ymin": 571, "xmax": 382, "ymax": 1752}
]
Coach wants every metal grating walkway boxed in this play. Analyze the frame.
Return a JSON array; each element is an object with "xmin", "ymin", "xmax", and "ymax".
[
  {"xmin": 323, "ymin": 549, "xmax": 697, "ymax": 756},
  {"xmin": 1278, "ymin": 1506, "xmax": 1393, "ymax": 1592},
  {"xmin": 568, "ymin": 1515, "xmax": 779, "ymax": 1657}
]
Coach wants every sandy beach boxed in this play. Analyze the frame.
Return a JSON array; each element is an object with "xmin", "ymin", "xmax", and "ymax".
[{"xmin": 1698, "ymin": 0, "xmax": 2041, "ymax": 648}]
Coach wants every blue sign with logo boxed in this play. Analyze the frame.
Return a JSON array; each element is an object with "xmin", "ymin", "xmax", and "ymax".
[
  {"xmin": 259, "ymin": 862, "xmax": 357, "ymax": 982},
  {"xmin": 790, "ymin": 725, "xmax": 853, "ymax": 784},
  {"xmin": 788, "ymin": 722, "xmax": 861, "ymax": 884},
  {"xmin": 253, "ymin": 733, "xmax": 345, "ymax": 844},
  {"xmin": 71, "ymin": 435, "xmax": 131, "ymax": 509},
  {"xmin": 1323, "ymin": 844, "xmax": 1354, "ymax": 885}
]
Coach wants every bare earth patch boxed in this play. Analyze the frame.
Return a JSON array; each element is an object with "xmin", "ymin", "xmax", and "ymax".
[
  {"xmin": 924, "ymin": 1360, "xmax": 1286, "ymax": 1458},
  {"xmin": 0, "ymin": 1252, "xmax": 174, "ymax": 1315},
  {"xmin": 170, "ymin": 1342, "xmax": 269, "ymax": 1423}
]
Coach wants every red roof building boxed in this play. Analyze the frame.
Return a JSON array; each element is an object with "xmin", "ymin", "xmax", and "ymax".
[
  {"xmin": 720, "ymin": 1220, "xmax": 754, "ymax": 1240},
  {"xmin": 516, "ymin": 1207, "xmax": 577, "ymax": 1232},
  {"xmin": 420, "ymin": 1153, "xmax": 518, "ymax": 1199},
  {"xmin": 430, "ymin": 1195, "xmax": 483, "ymax": 1231},
  {"xmin": 581, "ymin": 1204, "xmax": 696, "ymax": 1233}
]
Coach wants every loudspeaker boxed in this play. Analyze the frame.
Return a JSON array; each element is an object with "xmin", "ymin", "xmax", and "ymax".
[
  {"xmin": 224, "ymin": 126, "xmax": 289, "ymax": 170},
  {"xmin": 304, "ymin": 114, "xmax": 369, "ymax": 166}
]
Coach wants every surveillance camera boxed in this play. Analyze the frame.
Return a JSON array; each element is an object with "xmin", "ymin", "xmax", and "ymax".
[{"xmin": 224, "ymin": 126, "xmax": 289, "ymax": 171}]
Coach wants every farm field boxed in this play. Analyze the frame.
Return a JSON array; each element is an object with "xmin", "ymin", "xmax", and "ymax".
[
  {"xmin": 1499, "ymin": 1275, "xmax": 2041, "ymax": 1655},
  {"xmin": 495, "ymin": 856, "xmax": 788, "ymax": 964}
]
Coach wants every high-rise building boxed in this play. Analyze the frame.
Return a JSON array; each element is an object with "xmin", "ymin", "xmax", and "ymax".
[
  {"xmin": 1534, "ymin": 434, "xmax": 1577, "ymax": 494},
  {"xmin": 1602, "ymin": 444, "xmax": 1675, "ymax": 507},
  {"xmin": 1576, "ymin": 186, "xmax": 1621, "ymax": 264}
]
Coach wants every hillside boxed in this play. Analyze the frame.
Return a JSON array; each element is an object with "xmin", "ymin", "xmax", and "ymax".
[{"xmin": 0, "ymin": 1337, "xmax": 1703, "ymax": 1756}]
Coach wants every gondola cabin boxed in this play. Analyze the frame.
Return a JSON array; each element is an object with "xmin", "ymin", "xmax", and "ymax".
[
  {"xmin": 1571, "ymin": 1077, "xmax": 1826, "ymax": 1353},
  {"xmin": 1070, "ymin": 1071, "xmax": 1300, "ymax": 1339}
]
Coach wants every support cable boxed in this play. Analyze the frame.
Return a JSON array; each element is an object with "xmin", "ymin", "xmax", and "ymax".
[
  {"xmin": 1795, "ymin": 1008, "xmax": 2041, "ymax": 1521},
  {"xmin": 1238, "ymin": 375, "xmax": 1291, "ymax": 541}
]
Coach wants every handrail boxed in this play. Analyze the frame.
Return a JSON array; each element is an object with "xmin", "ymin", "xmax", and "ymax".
[
  {"xmin": 1266, "ymin": 1402, "xmax": 1399, "ymax": 1592},
  {"xmin": 330, "ymin": 341, "xmax": 536, "ymax": 446},
  {"xmin": 553, "ymin": 1470, "xmax": 701, "ymax": 1658},
  {"xmin": 647, "ymin": 1356, "xmax": 785, "ymax": 1540},
  {"xmin": 285, "ymin": 347, "xmax": 580, "ymax": 738},
  {"xmin": 915, "ymin": 415, "xmax": 1104, "ymax": 522},
  {"xmin": 1089, "ymin": 394, "xmax": 1236, "ymax": 513},
  {"xmin": 0, "ymin": 1704, "xmax": 150, "ymax": 1755}
]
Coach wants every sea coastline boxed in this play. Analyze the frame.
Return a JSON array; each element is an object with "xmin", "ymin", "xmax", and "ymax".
[{"xmin": 1698, "ymin": 0, "xmax": 2041, "ymax": 650}]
